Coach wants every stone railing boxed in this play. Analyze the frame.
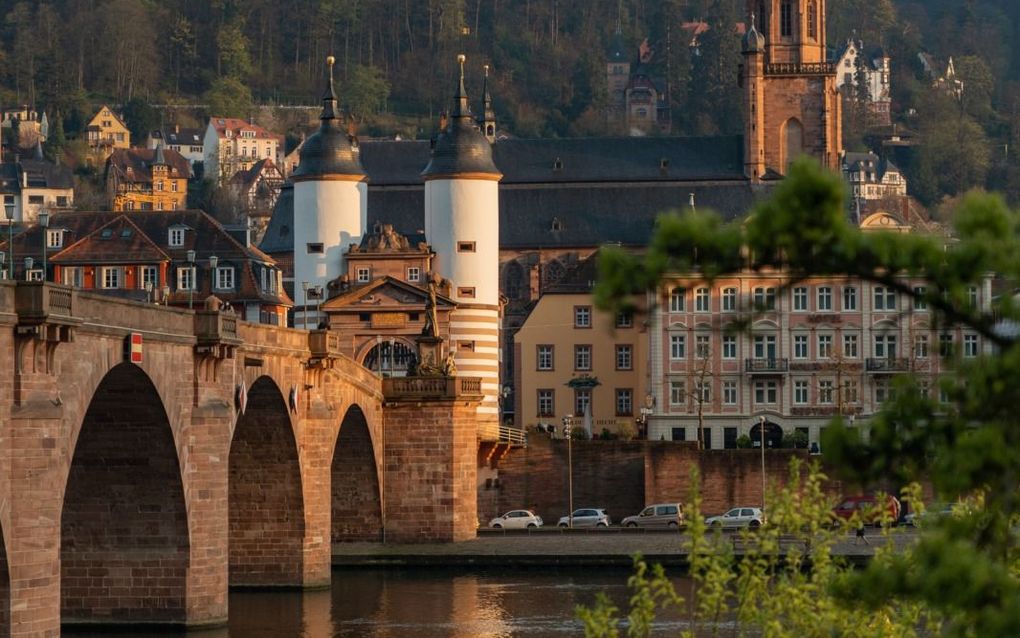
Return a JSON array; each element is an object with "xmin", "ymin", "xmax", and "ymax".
[
  {"xmin": 383, "ymin": 376, "xmax": 484, "ymax": 400},
  {"xmin": 308, "ymin": 329, "xmax": 342, "ymax": 360},
  {"xmin": 15, "ymin": 281, "xmax": 76, "ymax": 323},
  {"xmin": 744, "ymin": 357, "xmax": 789, "ymax": 373},
  {"xmin": 194, "ymin": 309, "xmax": 241, "ymax": 357},
  {"xmin": 865, "ymin": 357, "xmax": 910, "ymax": 372},
  {"xmin": 764, "ymin": 62, "xmax": 836, "ymax": 76}
]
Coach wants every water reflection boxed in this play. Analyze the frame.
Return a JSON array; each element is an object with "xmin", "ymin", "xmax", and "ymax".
[{"xmin": 66, "ymin": 568, "xmax": 694, "ymax": 637}]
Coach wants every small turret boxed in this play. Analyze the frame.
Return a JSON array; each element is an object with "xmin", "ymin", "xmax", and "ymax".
[
  {"xmin": 742, "ymin": 14, "xmax": 765, "ymax": 54},
  {"xmin": 478, "ymin": 65, "xmax": 497, "ymax": 144}
]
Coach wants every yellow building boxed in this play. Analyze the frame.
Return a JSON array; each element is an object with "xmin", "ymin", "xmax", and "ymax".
[
  {"xmin": 86, "ymin": 105, "xmax": 130, "ymax": 163},
  {"xmin": 514, "ymin": 253, "xmax": 648, "ymax": 438},
  {"xmin": 106, "ymin": 147, "xmax": 190, "ymax": 212}
]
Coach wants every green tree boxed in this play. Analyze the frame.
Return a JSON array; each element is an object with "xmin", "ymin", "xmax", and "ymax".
[
  {"xmin": 121, "ymin": 98, "xmax": 160, "ymax": 146},
  {"xmin": 204, "ymin": 77, "xmax": 253, "ymax": 118},
  {"xmin": 217, "ymin": 19, "xmax": 253, "ymax": 79},
  {"xmin": 44, "ymin": 113, "xmax": 66, "ymax": 163},
  {"xmin": 594, "ymin": 159, "xmax": 1020, "ymax": 635},
  {"xmin": 344, "ymin": 64, "xmax": 391, "ymax": 117}
]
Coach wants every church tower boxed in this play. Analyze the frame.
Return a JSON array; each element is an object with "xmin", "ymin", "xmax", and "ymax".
[
  {"xmin": 422, "ymin": 55, "xmax": 504, "ymax": 434},
  {"xmin": 292, "ymin": 56, "xmax": 368, "ymax": 327},
  {"xmin": 478, "ymin": 64, "xmax": 497, "ymax": 143},
  {"xmin": 743, "ymin": 0, "xmax": 842, "ymax": 176}
]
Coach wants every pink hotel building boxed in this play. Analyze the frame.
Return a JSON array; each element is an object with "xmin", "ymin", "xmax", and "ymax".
[{"xmin": 646, "ymin": 267, "xmax": 993, "ymax": 448}]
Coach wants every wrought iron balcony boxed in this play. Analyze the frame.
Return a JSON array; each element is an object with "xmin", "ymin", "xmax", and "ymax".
[
  {"xmin": 744, "ymin": 357, "xmax": 789, "ymax": 373},
  {"xmin": 865, "ymin": 357, "xmax": 910, "ymax": 372}
]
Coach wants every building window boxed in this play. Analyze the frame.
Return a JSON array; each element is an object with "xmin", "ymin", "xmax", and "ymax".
[
  {"xmin": 670, "ymin": 287, "xmax": 686, "ymax": 312},
  {"xmin": 307, "ymin": 242, "xmax": 324, "ymax": 254},
  {"xmin": 157, "ymin": 180, "xmax": 164, "ymax": 192},
  {"xmin": 874, "ymin": 286, "xmax": 896, "ymax": 311},
  {"xmin": 695, "ymin": 335, "xmax": 711, "ymax": 359},
  {"xmin": 843, "ymin": 380, "xmax": 859, "ymax": 404},
  {"xmin": 574, "ymin": 389, "xmax": 591, "ymax": 417},
  {"xmin": 56, "ymin": 195, "xmax": 69, "ymax": 207},
  {"xmin": 457, "ymin": 241, "xmax": 476, "ymax": 252},
  {"xmin": 177, "ymin": 266, "xmax": 194, "ymax": 290},
  {"xmin": 457, "ymin": 287, "xmax": 476, "ymax": 298},
  {"xmin": 695, "ymin": 381, "xmax": 710, "ymax": 403},
  {"xmin": 695, "ymin": 287, "xmax": 710, "ymax": 312},
  {"xmin": 913, "ymin": 286, "xmax": 927, "ymax": 310},
  {"xmin": 914, "ymin": 334, "xmax": 929, "ymax": 358},
  {"xmin": 670, "ymin": 381, "xmax": 686, "ymax": 406},
  {"xmin": 963, "ymin": 334, "xmax": 979, "ymax": 358},
  {"xmin": 537, "ymin": 345, "xmax": 554, "ymax": 370},
  {"xmin": 101, "ymin": 267, "xmax": 121, "ymax": 289},
  {"xmin": 616, "ymin": 344, "xmax": 633, "ymax": 370},
  {"xmin": 818, "ymin": 334, "xmax": 832, "ymax": 358},
  {"xmin": 793, "ymin": 286, "xmax": 807, "ymax": 311},
  {"xmin": 939, "ymin": 333, "xmax": 955, "ymax": 358},
  {"xmin": 574, "ymin": 345, "xmax": 592, "ymax": 371},
  {"xmin": 171, "ymin": 181, "xmax": 178, "ymax": 193},
  {"xmin": 574, "ymin": 306, "xmax": 591, "ymax": 328},
  {"xmin": 875, "ymin": 334, "xmax": 898, "ymax": 358},
  {"xmin": 670, "ymin": 335, "xmax": 685, "ymax": 360},
  {"xmin": 817, "ymin": 286, "xmax": 832, "ymax": 311},
  {"xmin": 616, "ymin": 389, "xmax": 633, "ymax": 416},
  {"xmin": 28, "ymin": 195, "xmax": 44, "ymax": 205},
  {"xmin": 722, "ymin": 335, "xmax": 737, "ymax": 359},
  {"xmin": 780, "ymin": 0, "xmax": 793, "ymax": 37},
  {"xmin": 46, "ymin": 230, "xmax": 62, "ymax": 248},
  {"xmin": 875, "ymin": 378, "xmax": 894, "ymax": 404},
  {"xmin": 407, "ymin": 267, "xmax": 420, "ymax": 282},
  {"xmin": 62, "ymin": 267, "xmax": 83, "ymax": 287},
  {"xmin": 807, "ymin": 0, "xmax": 817, "ymax": 38},
  {"xmin": 819, "ymin": 380, "xmax": 834, "ymax": 404},
  {"xmin": 722, "ymin": 287, "xmax": 737, "ymax": 311},
  {"xmin": 215, "ymin": 266, "xmax": 235, "ymax": 290},
  {"xmin": 356, "ymin": 267, "xmax": 370, "ymax": 283},
  {"xmin": 843, "ymin": 334, "xmax": 858, "ymax": 358},
  {"xmin": 169, "ymin": 228, "xmax": 185, "ymax": 247},
  {"xmin": 793, "ymin": 334, "xmax": 808, "ymax": 359},
  {"xmin": 753, "ymin": 287, "xmax": 775, "ymax": 310},
  {"xmin": 967, "ymin": 286, "xmax": 979, "ymax": 308},
  {"xmin": 141, "ymin": 265, "xmax": 158, "ymax": 289},
  {"xmin": 723, "ymin": 381, "xmax": 737, "ymax": 405},
  {"xmin": 671, "ymin": 427, "xmax": 686, "ymax": 441},
  {"xmin": 754, "ymin": 380, "xmax": 778, "ymax": 404},
  {"xmin": 753, "ymin": 334, "xmax": 776, "ymax": 359},
  {"xmin": 794, "ymin": 380, "xmax": 809, "ymax": 404},
  {"xmin": 724, "ymin": 427, "xmax": 738, "ymax": 449},
  {"xmin": 615, "ymin": 311, "xmax": 633, "ymax": 328},
  {"xmin": 538, "ymin": 390, "xmax": 554, "ymax": 417}
]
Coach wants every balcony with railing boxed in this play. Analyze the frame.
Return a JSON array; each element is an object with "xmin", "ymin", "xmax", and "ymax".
[
  {"xmin": 383, "ymin": 376, "xmax": 484, "ymax": 401},
  {"xmin": 764, "ymin": 62, "xmax": 836, "ymax": 76},
  {"xmin": 744, "ymin": 358, "xmax": 789, "ymax": 374},
  {"xmin": 865, "ymin": 357, "xmax": 910, "ymax": 373}
]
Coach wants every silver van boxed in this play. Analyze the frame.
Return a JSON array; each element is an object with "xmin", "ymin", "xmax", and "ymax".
[{"xmin": 621, "ymin": 503, "xmax": 685, "ymax": 528}]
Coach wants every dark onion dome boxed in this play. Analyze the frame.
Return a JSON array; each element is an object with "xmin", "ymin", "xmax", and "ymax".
[
  {"xmin": 292, "ymin": 56, "xmax": 366, "ymax": 181},
  {"xmin": 422, "ymin": 55, "xmax": 501, "ymax": 180},
  {"xmin": 742, "ymin": 15, "xmax": 765, "ymax": 54}
]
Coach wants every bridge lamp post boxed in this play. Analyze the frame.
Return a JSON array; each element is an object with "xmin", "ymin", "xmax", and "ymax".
[
  {"xmin": 144, "ymin": 280, "xmax": 153, "ymax": 303},
  {"xmin": 161, "ymin": 285, "xmax": 170, "ymax": 305},
  {"xmin": 209, "ymin": 255, "xmax": 219, "ymax": 295},
  {"xmin": 38, "ymin": 210, "xmax": 49, "ymax": 282},
  {"xmin": 23, "ymin": 256, "xmax": 33, "ymax": 281},
  {"xmin": 387, "ymin": 337, "xmax": 395, "ymax": 377},
  {"xmin": 186, "ymin": 249, "xmax": 196, "ymax": 309},
  {"xmin": 562, "ymin": 414, "xmax": 574, "ymax": 529},
  {"xmin": 5, "ymin": 202, "xmax": 14, "ymax": 280},
  {"xmin": 301, "ymin": 281, "xmax": 309, "ymax": 330}
]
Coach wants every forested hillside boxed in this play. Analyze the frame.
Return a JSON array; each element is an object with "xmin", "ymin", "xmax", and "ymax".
[{"xmin": 3, "ymin": 0, "xmax": 1020, "ymax": 204}]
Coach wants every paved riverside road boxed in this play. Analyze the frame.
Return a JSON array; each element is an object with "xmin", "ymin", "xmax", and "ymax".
[{"xmin": 333, "ymin": 528, "xmax": 917, "ymax": 568}]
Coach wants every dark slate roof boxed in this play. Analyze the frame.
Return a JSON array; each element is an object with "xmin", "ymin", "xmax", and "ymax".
[
  {"xmin": 293, "ymin": 63, "xmax": 365, "ymax": 179},
  {"xmin": 19, "ymin": 158, "xmax": 74, "ymax": 189},
  {"xmin": 52, "ymin": 216, "xmax": 169, "ymax": 264},
  {"xmin": 259, "ymin": 182, "xmax": 294, "ymax": 254},
  {"xmin": 545, "ymin": 252, "xmax": 600, "ymax": 293},
  {"xmin": 150, "ymin": 126, "xmax": 205, "ymax": 147},
  {"xmin": 421, "ymin": 68, "xmax": 501, "ymax": 178},
  {"xmin": 106, "ymin": 147, "xmax": 191, "ymax": 184},
  {"xmin": 0, "ymin": 163, "xmax": 18, "ymax": 192},
  {"xmin": 362, "ymin": 135, "xmax": 745, "ymax": 185}
]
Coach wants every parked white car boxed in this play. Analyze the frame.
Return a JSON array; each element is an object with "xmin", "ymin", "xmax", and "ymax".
[
  {"xmin": 705, "ymin": 507, "xmax": 765, "ymax": 529},
  {"xmin": 488, "ymin": 510, "xmax": 543, "ymax": 529},
  {"xmin": 557, "ymin": 508, "xmax": 611, "ymax": 528}
]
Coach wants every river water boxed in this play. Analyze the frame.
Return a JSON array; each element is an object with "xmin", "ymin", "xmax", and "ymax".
[{"xmin": 67, "ymin": 568, "xmax": 698, "ymax": 637}]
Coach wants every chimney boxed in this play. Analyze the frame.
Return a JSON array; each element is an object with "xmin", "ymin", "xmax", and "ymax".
[{"xmin": 175, "ymin": 124, "xmax": 180, "ymax": 134}]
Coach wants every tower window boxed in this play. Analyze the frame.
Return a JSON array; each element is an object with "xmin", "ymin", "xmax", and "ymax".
[
  {"xmin": 457, "ymin": 241, "xmax": 476, "ymax": 253},
  {"xmin": 458, "ymin": 287, "xmax": 476, "ymax": 298},
  {"xmin": 780, "ymin": 1, "xmax": 793, "ymax": 37},
  {"xmin": 306, "ymin": 242, "xmax": 324, "ymax": 254},
  {"xmin": 807, "ymin": 1, "xmax": 817, "ymax": 39}
]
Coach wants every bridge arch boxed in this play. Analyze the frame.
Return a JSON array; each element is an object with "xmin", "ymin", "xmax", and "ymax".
[
  {"xmin": 61, "ymin": 362, "xmax": 189, "ymax": 625},
  {"xmin": 331, "ymin": 404, "xmax": 383, "ymax": 542},
  {"xmin": 229, "ymin": 375, "xmax": 305, "ymax": 587}
]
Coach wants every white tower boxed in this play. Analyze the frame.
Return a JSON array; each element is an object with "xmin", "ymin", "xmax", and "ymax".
[
  {"xmin": 292, "ymin": 56, "xmax": 367, "ymax": 328},
  {"xmin": 422, "ymin": 55, "xmax": 504, "ymax": 434}
]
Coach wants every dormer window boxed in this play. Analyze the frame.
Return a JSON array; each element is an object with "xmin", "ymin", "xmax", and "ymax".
[
  {"xmin": 169, "ymin": 227, "xmax": 185, "ymax": 247},
  {"xmin": 553, "ymin": 157, "xmax": 563, "ymax": 172},
  {"xmin": 46, "ymin": 229, "xmax": 63, "ymax": 248},
  {"xmin": 551, "ymin": 218, "xmax": 563, "ymax": 232}
]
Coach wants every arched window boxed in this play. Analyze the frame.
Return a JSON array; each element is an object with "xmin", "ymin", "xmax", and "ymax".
[
  {"xmin": 780, "ymin": 0, "xmax": 793, "ymax": 37},
  {"xmin": 503, "ymin": 261, "xmax": 524, "ymax": 300},
  {"xmin": 758, "ymin": 1, "xmax": 767, "ymax": 33},
  {"xmin": 807, "ymin": 1, "xmax": 817, "ymax": 39},
  {"xmin": 543, "ymin": 260, "xmax": 565, "ymax": 288},
  {"xmin": 783, "ymin": 118, "xmax": 804, "ymax": 171}
]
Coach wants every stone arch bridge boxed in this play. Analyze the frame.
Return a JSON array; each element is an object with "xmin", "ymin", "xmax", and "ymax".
[{"xmin": 0, "ymin": 282, "xmax": 483, "ymax": 636}]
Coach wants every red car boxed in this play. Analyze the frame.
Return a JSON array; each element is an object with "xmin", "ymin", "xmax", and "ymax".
[{"xmin": 831, "ymin": 494, "xmax": 901, "ymax": 527}]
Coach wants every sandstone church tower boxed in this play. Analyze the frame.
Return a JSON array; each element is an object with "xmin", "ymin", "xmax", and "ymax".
[
  {"xmin": 742, "ymin": 0, "xmax": 842, "ymax": 180},
  {"xmin": 422, "ymin": 55, "xmax": 504, "ymax": 433},
  {"xmin": 292, "ymin": 56, "xmax": 368, "ymax": 326}
]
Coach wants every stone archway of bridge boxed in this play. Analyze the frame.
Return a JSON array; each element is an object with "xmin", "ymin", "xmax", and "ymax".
[{"xmin": 331, "ymin": 404, "xmax": 384, "ymax": 543}]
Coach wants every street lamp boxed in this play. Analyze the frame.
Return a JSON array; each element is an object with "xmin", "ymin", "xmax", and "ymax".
[
  {"xmin": 38, "ymin": 210, "xmax": 49, "ymax": 282},
  {"xmin": 209, "ymin": 255, "xmax": 219, "ymax": 293},
  {"xmin": 501, "ymin": 384, "xmax": 512, "ymax": 424},
  {"xmin": 639, "ymin": 393, "xmax": 654, "ymax": 439},
  {"xmin": 301, "ymin": 281, "xmax": 309, "ymax": 330},
  {"xmin": 144, "ymin": 280, "xmax": 153, "ymax": 303},
  {"xmin": 5, "ymin": 202, "xmax": 14, "ymax": 280},
  {"xmin": 562, "ymin": 414, "xmax": 574, "ymax": 529},
  {"xmin": 23, "ymin": 256, "xmax": 33, "ymax": 281},
  {"xmin": 0, "ymin": 251, "xmax": 5, "ymax": 280},
  {"xmin": 186, "ymin": 249, "xmax": 196, "ymax": 309},
  {"xmin": 387, "ymin": 337, "xmax": 395, "ymax": 377}
]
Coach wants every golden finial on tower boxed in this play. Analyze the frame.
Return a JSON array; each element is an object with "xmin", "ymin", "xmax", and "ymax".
[
  {"xmin": 484, "ymin": 64, "xmax": 490, "ymax": 77},
  {"xmin": 457, "ymin": 53, "xmax": 466, "ymax": 79},
  {"xmin": 327, "ymin": 55, "xmax": 336, "ymax": 67}
]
